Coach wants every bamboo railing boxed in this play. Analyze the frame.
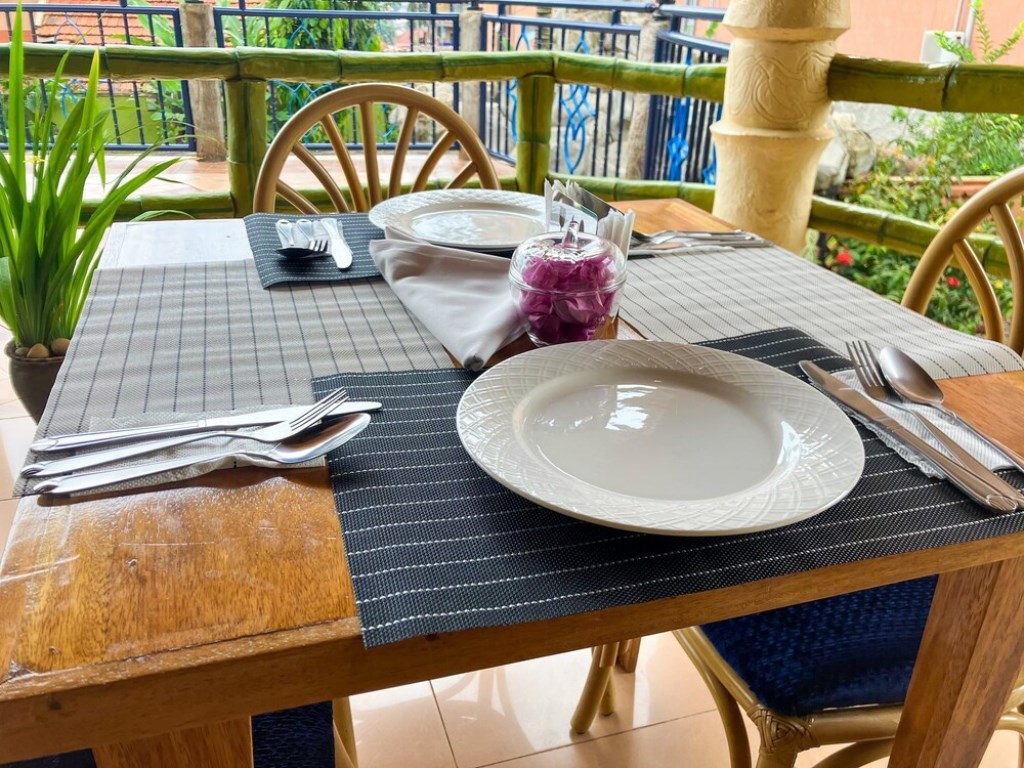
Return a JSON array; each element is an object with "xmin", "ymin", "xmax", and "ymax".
[{"xmin": 1, "ymin": 45, "xmax": 1023, "ymax": 276}]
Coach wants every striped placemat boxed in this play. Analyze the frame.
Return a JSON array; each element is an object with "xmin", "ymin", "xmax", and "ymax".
[
  {"xmin": 313, "ymin": 327, "xmax": 1024, "ymax": 647},
  {"xmin": 244, "ymin": 213, "xmax": 384, "ymax": 287}
]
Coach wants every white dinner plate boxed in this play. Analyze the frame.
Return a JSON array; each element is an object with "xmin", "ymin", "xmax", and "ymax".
[
  {"xmin": 368, "ymin": 189, "xmax": 546, "ymax": 250},
  {"xmin": 456, "ymin": 341, "xmax": 864, "ymax": 536}
]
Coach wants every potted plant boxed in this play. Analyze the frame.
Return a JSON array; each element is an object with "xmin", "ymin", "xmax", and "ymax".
[{"xmin": 0, "ymin": 6, "xmax": 179, "ymax": 421}]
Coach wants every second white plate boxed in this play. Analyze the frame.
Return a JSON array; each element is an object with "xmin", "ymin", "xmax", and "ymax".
[
  {"xmin": 456, "ymin": 341, "xmax": 864, "ymax": 536},
  {"xmin": 368, "ymin": 189, "xmax": 546, "ymax": 250}
]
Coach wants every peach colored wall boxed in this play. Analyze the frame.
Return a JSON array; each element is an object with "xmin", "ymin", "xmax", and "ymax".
[{"xmin": 837, "ymin": 0, "xmax": 1024, "ymax": 66}]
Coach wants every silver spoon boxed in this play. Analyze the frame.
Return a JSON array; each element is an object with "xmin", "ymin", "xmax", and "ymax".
[
  {"xmin": 34, "ymin": 413, "xmax": 371, "ymax": 495},
  {"xmin": 878, "ymin": 345, "xmax": 1024, "ymax": 474}
]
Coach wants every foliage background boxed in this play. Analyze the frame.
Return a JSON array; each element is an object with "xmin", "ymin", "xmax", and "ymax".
[{"xmin": 820, "ymin": 0, "xmax": 1024, "ymax": 335}]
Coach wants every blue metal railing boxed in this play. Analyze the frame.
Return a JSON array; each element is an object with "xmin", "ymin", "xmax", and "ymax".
[
  {"xmin": 482, "ymin": 0, "xmax": 651, "ymax": 177},
  {"xmin": 645, "ymin": 25, "xmax": 727, "ymax": 183},
  {"xmin": 0, "ymin": 0, "xmax": 730, "ymax": 179},
  {"xmin": 0, "ymin": 2, "xmax": 195, "ymax": 151}
]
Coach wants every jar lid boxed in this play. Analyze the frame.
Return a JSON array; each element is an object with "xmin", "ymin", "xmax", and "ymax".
[{"xmin": 514, "ymin": 220, "xmax": 621, "ymax": 263}]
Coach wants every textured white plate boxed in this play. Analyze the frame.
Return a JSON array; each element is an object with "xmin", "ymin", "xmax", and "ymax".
[
  {"xmin": 456, "ymin": 341, "xmax": 864, "ymax": 536},
  {"xmin": 368, "ymin": 189, "xmax": 546, "ymax": 250}
]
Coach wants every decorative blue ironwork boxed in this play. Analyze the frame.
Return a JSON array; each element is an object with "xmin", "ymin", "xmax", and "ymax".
[
  {"xmin": 559, "ymin": 33, "xmax": 594, "ymax": 174},
  {"xmin": 665, "ymin": 98, "xmax": 690, "ymax": 181},
  {"xmin": 504, "ymin": 22, "xmax": 536, "ymax": 146}
]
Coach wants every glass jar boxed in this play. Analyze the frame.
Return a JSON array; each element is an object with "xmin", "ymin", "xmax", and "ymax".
[{"xmin": 509, "ymin": 222, "xmax": 627, "ymax": 347}]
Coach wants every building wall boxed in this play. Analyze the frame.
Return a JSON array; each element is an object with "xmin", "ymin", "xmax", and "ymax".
[{"xmin": 837, "ymin": 0, "xmax": 1023, "ymax": 66}]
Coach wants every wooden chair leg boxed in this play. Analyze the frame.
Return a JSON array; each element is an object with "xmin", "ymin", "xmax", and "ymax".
[
  {"xmin": 333, "ymin": 697, "xmax": 357, "ymax": 768},
  {"xmin": 571, "ymin": 642, "xmax": 620, "ymax": 734},
  {"xmin": 616, "ymin": 637, "xmax": 642, "ymax": 672}
]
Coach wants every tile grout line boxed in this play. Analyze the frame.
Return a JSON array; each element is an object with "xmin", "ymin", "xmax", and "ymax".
[
  {"xmin": 468, "ymin": 713, "xmax": 721, "ymax": 768},
  {"xmin": 428, "ymin": 679, "xmax": 463, "ymax": 768}
]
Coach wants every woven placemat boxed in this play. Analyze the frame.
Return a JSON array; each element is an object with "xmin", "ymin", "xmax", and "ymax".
[
  {"xmin": 312, "ymin": 327, "xmax": 1024, "ymax": 647},
  {"xmin": 244, "ymin": 213, "xmax": 384, "ymax": 287}
]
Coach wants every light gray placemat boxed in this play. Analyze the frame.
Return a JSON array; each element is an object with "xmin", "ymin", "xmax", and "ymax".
[
  {"xmin": 20, "ymin": 260, "xmax": 452, "ymax": 494},
  {"xmin": 619, "ymin": 245, "xmax": 1024, "ymax": 377}
]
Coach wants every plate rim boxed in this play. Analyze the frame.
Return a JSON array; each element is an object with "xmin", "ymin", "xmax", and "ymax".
[
  {"xmin": 368, "ymin": 189, "xmax": 546, "ymax": 250},
  {"xmin": 456, "ymin": 340, "xmax": 865, "ymax": 536}
]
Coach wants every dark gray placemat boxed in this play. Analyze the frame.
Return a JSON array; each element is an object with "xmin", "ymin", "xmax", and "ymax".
[
  {"xmin": 244, "ymin": 213, "xmax": 384, "ymax": 287},
  {"xmin": 312, "ymin": 327, "xmax": 1024, "ymax": 647}
]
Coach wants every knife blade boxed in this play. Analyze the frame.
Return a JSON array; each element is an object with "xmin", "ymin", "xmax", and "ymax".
[
  {"xmin": 323, "ymin": 218, "xmax": 353, "ymax": 270},
  {"xmin": 799, "ymin": 361, "xmax": 1021, "ymax": 513},
  {"xmin": 31, "ymin": 400, "xmax": 382, "ymax": 452},
  {"xmin": 34, "ymin": 413, "xmax": 370, "ymax": 496}
]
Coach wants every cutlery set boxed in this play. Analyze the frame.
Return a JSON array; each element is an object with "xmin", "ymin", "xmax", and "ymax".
[
  {"xmin": 26, "ymin": 387, "xmax": 377, "ymax": 495},
  {"xmin": 550, "ymin": 183, "xmax": 770, "ymax": 253},
  {"xmin": 629, "ymin": 230, "xmax": 770, "ymax": 256},
  {"xmin": 275, "ymin": 218, "xmax": 353, "ymax": 269},
  {"xmin": 804, "ymin": 343, "xmax": 1024, "ymax": 513}
]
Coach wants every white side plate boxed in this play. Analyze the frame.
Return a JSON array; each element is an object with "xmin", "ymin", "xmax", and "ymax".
[
  {"xmin": 369, "ymin": 189, "xmax": 546, "ymax": 250},
  {"xmin": 456, "ymin": 341, "xmax": 864, "ymax": 536}
]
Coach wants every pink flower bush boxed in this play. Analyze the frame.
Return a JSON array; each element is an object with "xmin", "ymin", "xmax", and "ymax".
[{"xmin": 515, "ymin": 253, "xmax": 621, "ymax": 345}]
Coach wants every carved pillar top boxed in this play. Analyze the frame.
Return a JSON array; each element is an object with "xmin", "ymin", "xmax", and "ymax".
[
  {"xmin": 711, "ymin": 0, "xmax": 851, "ymax": 253},
  {"xmin": 724, "ymin": 0, "xmax": 850, "ymax": 41}
]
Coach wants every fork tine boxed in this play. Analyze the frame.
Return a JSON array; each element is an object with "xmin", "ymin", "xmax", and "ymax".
[
  {"xmin": 856, "ymin": 341, "xmax": 886, "ymax": 390},
  {"xmin": 847, "ymin": 341, "xmax": 875, "ymax": 389},
  {"xmin": 288, "ymin": 387, "xmax": 349, "ymax": 431},
  {"xmin": 288, "ymin": 392, "xmax": 348, "ymax": 434}
]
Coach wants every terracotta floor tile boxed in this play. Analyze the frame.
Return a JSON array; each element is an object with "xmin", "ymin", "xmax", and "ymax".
[
  {"xmin": 479, "ymin": 711, "xmax": 732, "ymax": 768},
  {"xmin": 351, "ymin": 682, "xmax": 456, "ymax": 768},
  {"xmin": 433, "ymin": 633, "xmax": 714, "ymax": 768}
]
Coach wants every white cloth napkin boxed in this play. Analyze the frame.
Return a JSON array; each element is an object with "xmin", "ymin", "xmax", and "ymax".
[
  {"xmin": 834, "ymin": 370, "xmax": 1013, "ymax": 475},
  {"xmin": 369, "ymin": 227, "xmax": 527, "ymax": 371}
]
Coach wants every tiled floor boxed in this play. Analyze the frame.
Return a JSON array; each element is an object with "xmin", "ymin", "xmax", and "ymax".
[{"xmin": 0, "ymin": 326, "xmax": 1020, "ymax": 766}]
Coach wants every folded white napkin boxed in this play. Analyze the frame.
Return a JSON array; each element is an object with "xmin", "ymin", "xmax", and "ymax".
[
  {"xmin": 370, "ymin": 227, "xmax": 527, "ymax": 371},
  {"xmin": 834, "ymin": 370, "xmax": 1012, "ymax": 476}
]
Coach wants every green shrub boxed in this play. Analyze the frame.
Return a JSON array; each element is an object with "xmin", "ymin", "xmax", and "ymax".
[{"xmin": 824, "ymin": 0, "xmax": 1022, "ymax": 335}]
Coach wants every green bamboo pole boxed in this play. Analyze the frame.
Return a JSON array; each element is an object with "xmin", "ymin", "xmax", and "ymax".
[
  {"xmin": 553, "ymin": 55, "xmax": 725, "ymax": 101},
  {"xmin": 4, "ymin": 44, "xmax": 718, "ymax": 92},
  {"xmin": 516, "ymin": 75, "xmax": 556, "ymax": 196},
  {"xmin": 224, "ymin": 80, "xmax": 268, "ymax": 217},
  {"xmin": 550, "ymin": 173, "xmax": 716, "ymax": 211},
  {"xmin": 810, "ymin": 196, "xmax": 1010, "ymax": 278},
  {"xmin": 829, "ymin": 55, "xmax": 1024, "ymax": 114},
  {"xmin": 82, "ymin": 192, "xmax": 236, "ymax": 222},
  {"xmin": 8, "ymin": 44, "xmax": 1024, "ymax": 117}
]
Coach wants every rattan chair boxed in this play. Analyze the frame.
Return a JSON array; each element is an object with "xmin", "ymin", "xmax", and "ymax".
[
  {"xmin": 576, "ymin": 580, "xmax": 1024, "ymax": 768},
  {"xmin": 903, "ymin": 164, "xmax": 1024, "ymax": 353},
  {"xmin": 253, "ymin": 83, "xmax": 500, "ymax": 214}
]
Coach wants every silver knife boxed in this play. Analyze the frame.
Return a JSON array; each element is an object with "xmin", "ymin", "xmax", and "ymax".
[
  {"xmin": 31, "ymin": 400, "xmax": 382, "ymax": 452},
  {"xmin": 34, "ymin": 413, "xmax": 370, "ymax": 496},
  {"xmin": 323, "ymin": 218, "xmax": 353, "ymax": 270},
  {"xmin": 800, "ymin": 361, "xmax": 1021, "ymax": 513}
]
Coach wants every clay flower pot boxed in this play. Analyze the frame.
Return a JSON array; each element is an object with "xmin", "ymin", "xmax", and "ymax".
[{"xmin": 5, "ymin": 341, "xmax": 64, "ymax": 423}]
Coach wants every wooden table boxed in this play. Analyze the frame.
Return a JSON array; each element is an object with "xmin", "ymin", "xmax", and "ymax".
[{"xmin": 2, "ymin": 199, "xmax": 1024, "ymax": 768}]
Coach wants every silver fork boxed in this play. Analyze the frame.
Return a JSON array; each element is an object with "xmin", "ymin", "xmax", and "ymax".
[
  {"xmin": 23, "ymin": 387, "xmax": 350, "ymax": 478},
  {"xmin": 846, "ymin": 340, "xmax": 1024, "ymax": 502}
]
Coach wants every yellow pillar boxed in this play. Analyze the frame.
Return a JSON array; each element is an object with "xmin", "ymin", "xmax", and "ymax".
[{"xmin": 711, "ymin": 0, "xmax": 850, "ymax": 253}]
